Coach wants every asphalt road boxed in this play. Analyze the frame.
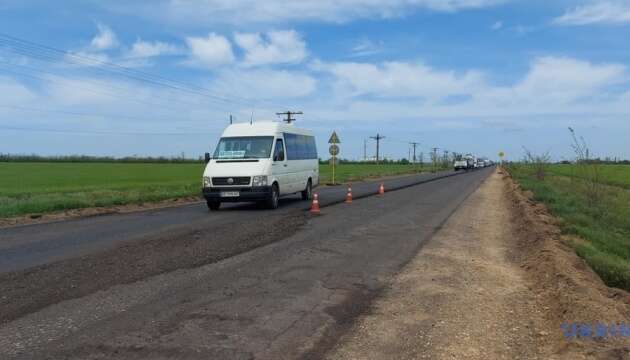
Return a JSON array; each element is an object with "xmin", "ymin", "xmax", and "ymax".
[
  {"xmin": 0, "ymin": 167, "xmax": 493, "ymax": 360},
  {"xmin": 0, "ymin": 169, "xmax": 464, "ymax": 273}
]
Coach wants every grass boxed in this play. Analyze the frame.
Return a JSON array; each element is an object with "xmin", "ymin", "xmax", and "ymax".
[
  {"xmin": 547, "ymin": 164, "xmax": 630, "ymax": 189},
  {"xmin": 319, "ymin": 163, "xmax": 427, "ymax": 184},
  {"xmin": 0, "ymin": 162, "xmax": 204, "ymax": 218},
  {"xmin": 508, "ymin": 164, "xmax": 630, "ymax": 291},
  {"xmin": 0, "ymin": 162, "xmax": 429, "ymax": 218}
]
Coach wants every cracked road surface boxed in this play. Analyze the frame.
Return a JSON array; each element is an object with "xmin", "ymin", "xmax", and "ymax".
[{"xmin": 0, "ymin": 168, "xmax": 492, "ymax": 359}]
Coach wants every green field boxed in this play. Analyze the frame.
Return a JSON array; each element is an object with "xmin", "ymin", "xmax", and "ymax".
[
  {"xmin": 0, "ymin": 163, "xmax": 204, "ymax": 218},
  {"xmin": 319, "ymin": 163, "xmax": 425, "ymax": 184},
  {"xmin": 0, "ymin": 162, "xmax": 427, "ymax": 218},
  {"xmin": 547, "ymin": 164, "xmax": 630, "ymax": 189},
  {"xmin": 508, "ymin": 164, "xmax": 630, "ymax": 290}
]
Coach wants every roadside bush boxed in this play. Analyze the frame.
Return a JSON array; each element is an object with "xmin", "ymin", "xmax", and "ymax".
[
  {"xmin": 568, "ymin": 127, "xmax": 604, "ymax": 207},
  {"xmin": 522, "ymin": 147, "xmax": 550, "ymax": 181}
]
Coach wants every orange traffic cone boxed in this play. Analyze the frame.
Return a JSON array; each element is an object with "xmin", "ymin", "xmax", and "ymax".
[
  {"xmin": 378, "ymin": 183, "xmax": 385, "ymax": 196},
  {"xmin": 310, "ymin": 193, "xmax": 321, "ymax": 214},
  {"xmin": 345, "ymin": 184, "xmax": 353, "ymax": 203}
]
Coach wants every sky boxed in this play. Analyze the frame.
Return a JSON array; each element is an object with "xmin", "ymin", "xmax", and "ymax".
[{"xmin": 1, "ymin": 0, "xmax": 630, "ymax": 161}]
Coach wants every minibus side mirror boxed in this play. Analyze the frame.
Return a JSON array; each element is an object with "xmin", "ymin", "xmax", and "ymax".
[{"xmin": 204, "ymin": 152, "xmax": 211, "ymax": 163}]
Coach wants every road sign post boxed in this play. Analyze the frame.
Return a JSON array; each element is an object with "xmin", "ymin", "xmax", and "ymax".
[{"xmin": 328, "ymin": 131, "xmax": 341, "ymax": 185}]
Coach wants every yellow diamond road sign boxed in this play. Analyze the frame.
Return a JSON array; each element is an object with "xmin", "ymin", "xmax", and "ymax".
[{"xmin": 328, "ymin": 131, "xmax": 340, "ymax": 144}]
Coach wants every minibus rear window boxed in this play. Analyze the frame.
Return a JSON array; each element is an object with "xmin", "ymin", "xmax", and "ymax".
[{"xmin": 213, "ymin": 136, "xmax": 274, "ymax": 159}]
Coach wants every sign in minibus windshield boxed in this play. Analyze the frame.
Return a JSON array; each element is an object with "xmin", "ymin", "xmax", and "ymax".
[{"xmin": 218, "ymin": 150, "xmax": 246, "ymax": 159}]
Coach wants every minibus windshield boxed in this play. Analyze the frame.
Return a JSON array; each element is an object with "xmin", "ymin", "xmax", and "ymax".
[{"xmin": 213, "ymin": 136, "xmax": 274, "ymax": 159}]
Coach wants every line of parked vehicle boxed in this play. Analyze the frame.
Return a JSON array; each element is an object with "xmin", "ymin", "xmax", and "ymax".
[{"xmin": 453, "ymin": 154, "xmax": 494, "ymax": 171}]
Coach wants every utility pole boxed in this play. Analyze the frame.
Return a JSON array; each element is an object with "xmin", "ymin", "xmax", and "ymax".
[
  {"xmin": 229, "ymin": 114, "xmax": 233, "ymax": 124},
  {"xmin": 370, "ymin": 133, "xmax": 386, "ymax": 164},
  {"xmin": 276, "ymin": 111, "xmax": 303, "ymax": 124},
  {"xmin": 443, "ymin": 150, "xmax": 449, "ymax": 169},
  {"xmin": 363, "ymin": 139, "xmax": 367, "ymax": 161},
  {"xmin": 409, "ymin": 142, "xmax": 420, "ymax": 164},
  {"xmin": 432, "ymin": 147, "xmax": 439, "ymax": 173}
]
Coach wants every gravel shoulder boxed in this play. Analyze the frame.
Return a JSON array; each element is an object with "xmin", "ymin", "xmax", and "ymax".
[{"xmin": 327, "ymin": 169, "xmax": 630, "ymax": 359}]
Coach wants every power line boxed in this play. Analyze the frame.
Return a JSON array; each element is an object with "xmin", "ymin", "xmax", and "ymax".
[
  {"xmin": 0, "ymin": 53, "xmax": 226, "ymax": 111},
  {"xmin": 0, "ymin": 125, "xmax": 208, "ymax": 136},
  {"xmin": 0, "ymin": 33, "xmax": 264, "ymax": 108},
  {"xmin": 0, "ymin": 35, "xmax": 233, "ymax": 102},
  {"xmin": 0, "ymin": 104, "xmax": 179, "ymax": 123},
  {"xmin": 0, "ymin": 65, "xmax": 193, "ymax": 114},
  {"xmin": 0, "ymin": 44, "xmax": 238, "ymax": 106}
]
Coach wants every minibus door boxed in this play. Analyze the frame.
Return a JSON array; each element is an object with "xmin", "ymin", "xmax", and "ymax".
[{"xmin": 272, "ymin": 138, "xmax": 290, "ymax": 195}]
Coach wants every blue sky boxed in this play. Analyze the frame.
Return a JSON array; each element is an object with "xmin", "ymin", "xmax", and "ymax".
[{"xmin": 1, "ymin": 0, "xmax": 630, "ymax": 161}]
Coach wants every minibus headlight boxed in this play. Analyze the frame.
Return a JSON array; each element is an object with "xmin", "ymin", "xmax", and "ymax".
[
  {"xmin": 203, "ymin": 176, "xmax": 212, "ymax": 187},
  {"xmin": 252, "ymin": 175, "xmax": 268, "ymax": 186}
]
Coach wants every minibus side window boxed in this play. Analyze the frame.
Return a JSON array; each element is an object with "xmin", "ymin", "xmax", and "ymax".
[{"xmin": 273, "ymin": 139, "xmax": 285, "ymax": 161}]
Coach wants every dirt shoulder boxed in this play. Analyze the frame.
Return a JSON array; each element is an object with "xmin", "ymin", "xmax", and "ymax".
[{"xmin": 326, "ymin": 169, "xmax": 629, "ymax": 359}]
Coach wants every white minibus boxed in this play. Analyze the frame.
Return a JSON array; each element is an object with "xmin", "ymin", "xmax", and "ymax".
[{"xmin": 202, "ymin": 121, "xmax": 319, "ymax": 210}]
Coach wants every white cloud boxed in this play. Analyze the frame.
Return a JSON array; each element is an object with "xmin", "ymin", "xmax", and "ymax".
[
  {"xmin": 317, "ymin": 61, "xmax": 485, "ymax": 100},
  {"xmin": 59, "ymin": 24, "xmax": 116, "ymax": 68},
  {"xmin": 310, "ymin": 56, "xmax": 629, "ymax": 124},
  {"xmin": 128, "ymin": 39, "xmax": 182, "ymax": 58},
  {"xmin": 478, "ymin": 57, "xmax": 626, "ymax": 107},
  {"xmin": 350, "ymin": 39, "xmax": 383, "ymax": 57},
  {"xmin": 511, "ymin": 24, "xmax": 536, "ymax": 35},
  {"xmin": 491, "ymin": 20, "xmax": 503, "ymax": 30},
  {"xmin": 234, "ymin": 30, "xmax": 307, "ymax": 66},
  {"xmin": 0, "ymin": 76, "xmax": 37, "ymax": 105},
  {"xmin": 105, "ymin": 0, "xmax": 509, "ymax": 25},
  {"xmin": 90, "ymin": 23, "xmax": 118, "ymax": 50},
  {"xmin": 64, "ymin": 51, "xmax": 111, "ymax": 67},
  {"xmin": 211, "ymin": 69, "xmax": 316, "ymax": 99},
  {"xmin": 185, "ymin": 33, "xmax": 235, "ymax": 68},
  {"xmin": 553, "ymin": 1, "xmax": 630, "ymax": 26},
  {"xmin": 43, "ymin": 77, "xmax": 129, "ymax": 106},
  {"xmin": 514, "ymin": 57, "xmax": 624, "ymax": 98}
]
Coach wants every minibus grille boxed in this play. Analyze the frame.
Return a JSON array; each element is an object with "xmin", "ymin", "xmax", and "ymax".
[{"xmin": 212, "ymin": 177, "xmax": 251, "ymax": 186}]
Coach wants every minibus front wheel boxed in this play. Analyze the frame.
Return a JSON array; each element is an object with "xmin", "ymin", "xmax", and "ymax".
[{"xmin": 266, "ymin": 183, "xmax": 279, "ymax": 209}]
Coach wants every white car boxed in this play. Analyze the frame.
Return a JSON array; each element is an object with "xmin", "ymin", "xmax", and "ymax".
[
  {"xmin": 453, "ymin": 159, "xmax": 469, "ymax": 171},
  {"xmin": 202, "ymin": 121, "xmax": 319, "ymax": 210}
]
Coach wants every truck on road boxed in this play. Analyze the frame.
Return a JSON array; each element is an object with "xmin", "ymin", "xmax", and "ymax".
[
  {"xmin": 202, "ymin": 122, "xmax": 319, "ymax": 210},
  {"xmin": 454, "ymin": 154, "xmax": 475, "ymax": 171}
]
